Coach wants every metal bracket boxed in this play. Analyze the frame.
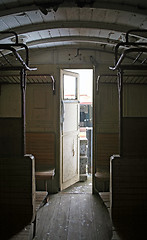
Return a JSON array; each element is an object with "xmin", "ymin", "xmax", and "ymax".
[{"xmin": 96, "ymin": 75, "xmax": 100, "ymax": 94}]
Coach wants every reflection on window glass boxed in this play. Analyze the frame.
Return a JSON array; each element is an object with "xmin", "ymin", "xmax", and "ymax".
[{"xmin": 64, "ymin": 74, "xmax": 77, "ymax": 99}]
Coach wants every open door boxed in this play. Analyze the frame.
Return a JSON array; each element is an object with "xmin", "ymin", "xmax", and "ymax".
[{"xmin": 60, "ymin": 70, "xmax": 80, "ymax": 190}]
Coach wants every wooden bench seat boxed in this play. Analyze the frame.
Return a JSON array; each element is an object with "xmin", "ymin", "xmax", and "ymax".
[
  {"xmin": 26, "ymin": 132, "xmax": 56, "ymax": 192},
  {"xmin": 95, "ymin": 171, "xmax": 110, "ymax": 180},
  {"xmin": 26, "ymin": 132, "xmax": 55, "ymax": 171},
  {"xmin": 35, "ymin": 169, "xmax": 55, "ymax": 180},
  {"xmin": 95, "ymin": 171, "xmax": 110, "ymax": 191},
  {"xmin": 35, "ymin": 168, "xmax": 55, "ymax": 191}
]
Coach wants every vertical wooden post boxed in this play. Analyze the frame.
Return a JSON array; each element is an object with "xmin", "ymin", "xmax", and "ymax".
[
  {"xmin": 20, "ymin": 68, "xmax": 26, "ymax": 156},
  {"xmin": 118, "ymin": 69, "xmax": 123, "ymax": 156}
]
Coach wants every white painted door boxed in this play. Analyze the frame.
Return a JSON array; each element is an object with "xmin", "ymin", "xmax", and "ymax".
[{"xmin": 60, "ymin": 70, "xmax": 80, "ymax": 190}]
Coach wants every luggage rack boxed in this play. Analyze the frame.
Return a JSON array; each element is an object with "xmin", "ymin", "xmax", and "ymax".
[
  {"xmin": 0, "ymin": 31, "xmax": 56, "ymax": 94},
  {"xmin": 96, "ymin": 73, "xmax": 147, "ymax": 94},
  {"xmin": 0, "ymin": 31, "xmax": 37, "ymax": 156},
  {"xmin": 109, "ymin": 29, "xmax": 147, "ymax": 71},
  {"xmin": 0, "ymin": 31, "xmax": 36, "ymax": 71},
  {"xmin": 0, "ymin": 74, "xmax": 56, "ymax": 94},
  {"xmin": 109, "ymin": 29, "xmax": 147, "ymax": 156},
  {"xmin": 96, "ymin": 73, "xmax": 147, "ymax": 84}
]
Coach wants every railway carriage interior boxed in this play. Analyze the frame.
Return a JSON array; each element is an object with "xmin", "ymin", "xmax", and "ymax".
[{"xmin": 0, "ymin": 1, "xmax": 147, "ymax": 239}]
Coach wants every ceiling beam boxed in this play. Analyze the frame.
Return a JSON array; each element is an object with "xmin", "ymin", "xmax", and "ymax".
[
  {"xmin": 0, "ymin": 21, "xmax": 146, "ymax": 41},
  {"xmin": 26, "ymin": 35, "xmax": 118, "ymax": 48}
]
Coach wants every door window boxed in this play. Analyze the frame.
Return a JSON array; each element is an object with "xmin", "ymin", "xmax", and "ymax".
[{"xmin": 63, "ymin": 74, "xmax": 77, "ymax": 100}]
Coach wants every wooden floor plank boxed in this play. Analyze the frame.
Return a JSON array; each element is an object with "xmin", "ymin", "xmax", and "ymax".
[
  {"xmin": 36, "ymin": 191, "xmax": 48, "ymax": 210},
  {"xmin": 46, "ymin": 194, "xmax": 71, "ymax": 240},
  {"xmin": 36, "ymin": 194, "xmax": 61, "ymax": 239},
  {"xmin": 79, "ymin": 194, "xmax": 96, "ymax": 240},
  {"xmin": 35, "ymin": 192, "xmax": 113, "ymax": 240}
]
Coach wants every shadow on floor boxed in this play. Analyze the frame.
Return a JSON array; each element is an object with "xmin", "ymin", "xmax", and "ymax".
[{"xmin": 0, "ymin": 213, "xmax": 31, "ymax": 240}]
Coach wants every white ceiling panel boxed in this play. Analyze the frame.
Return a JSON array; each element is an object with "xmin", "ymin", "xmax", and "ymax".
[
  {"xmin": 53, "ymin": 8, "xmax": 67, "ymax": 21},
  {"xmin": 88, "ymin": 28, "xmax": 101, "ymax": 38},
  {"xmin": 59, "ymin": 28, "xmax": 70, "ymax": 37},
  {"xmin": 0, "ymin": 0, "xmax": 146, "ymax": 62},
  {"xmin": 14, "ymin": 14, "xmax": 32, "ymax": 26},
  {"xmin": 40, "ymin": 10, "xmax": 56, "ymax": 22},
  {"xmin": 39, "ymin": 30, "xmax": 51, "ymax": 39},
  {"xmin": 66, "ymin": 8, "xmax": 80, "ymax": 21},
  {"xmin": 0, "ymin": 19, "xmax": 10, "ymax": 31},
  {"xmin": 26, "ymin": 11, "xmax": 44, "ymax": 24},
  {"xmin": 79, "ymin": 8, "xmax": 93, "ymax": 21},
  {"xmin": 49, "ymin": 29, "xmax": 61, "ymax": 38},
  {"xmin": 68, "ymin": 28, "xmax": 81, "ymax": 36},
  {"xmin": 2, "ymin": 15, "xmax": 21, "ymax": 29},
  {"xmin": 79, "ymin": 28, "xmax": 91, "ymax": 37},
  {"xmin": 129, "ymin": 14, "xmax": 147, "ymax": 28},
  {"xmin": 104, "ymin": 10, "xmax": 119, "ymax": 24},
  {"xmin": 26, "ymin": 31, "xmax": 42, "ymax": 41},
  {"xmin": 92, "ymin": 8, "xmax": 108, "ymax": 22}
]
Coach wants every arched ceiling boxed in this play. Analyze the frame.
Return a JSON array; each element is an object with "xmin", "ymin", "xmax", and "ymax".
[{"xmin": 0, "ymin": 0, "xmax": 147, "ymax": 54}]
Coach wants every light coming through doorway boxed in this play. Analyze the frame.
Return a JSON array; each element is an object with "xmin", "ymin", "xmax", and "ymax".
[{"xmin": 63, "ymin": 69, "xmax": 93, "ymax": 194}]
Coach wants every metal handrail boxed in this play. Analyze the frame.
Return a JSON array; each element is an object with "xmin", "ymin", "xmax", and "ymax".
[
  {"xmin": 114, "ymin": 42, "xmax": 147, "ymax": 64},
  {"xmin": 0, "ymin": 45, "xmax": 36, "ymax": 71},
  {"xmin": 110, "ymin": 47, "xmax": 147, "ymax": 71},
  {"xmin": 0, "ymin": 31, "xmax": 19, "ymax": 44},
  {"xmin": 0, "ymin": 31, "xmax": 31, "ymax": 67},
  {"xmin": 126, "ymin": 29, "xmax": 147, "ymax": 43}
]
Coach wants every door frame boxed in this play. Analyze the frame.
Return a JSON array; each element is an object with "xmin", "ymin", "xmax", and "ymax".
[
  {"xmin": 59, "ymin": 67, "xmax": 95, "ymax": 193},
  {"xmin": 60, "ymin": 69, "xmax": 80, "ymax": 191}
]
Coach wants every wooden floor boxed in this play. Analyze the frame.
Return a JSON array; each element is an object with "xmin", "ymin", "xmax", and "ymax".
[
  {"xmin": 99, "ymin": 192, "xmax": 121, "ymax": 240},
  {"xmin": 8, "ymin": 177, "xmax": 119, "ymax": 240},
  {"xmin": 8, "ymin": 176, "xmax": 145, "ymax": 240},
  {"xmin": 62, "ymin": 174, "xmax": 92, "ymax": 194},
  {"xmin": 35, "ymin": 192, "xmax": 112, "ymax": 240},
  {"xmin": 34, "ymin": 175, "xmax": 112, "ymax": 239}
]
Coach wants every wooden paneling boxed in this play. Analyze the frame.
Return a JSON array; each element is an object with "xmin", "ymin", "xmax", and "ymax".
[
  {"xmin": 36, "ymin": 193, "xmax": 112, "ymax": 240},
  {"xmin": 26, "ymin": 132, "xmax": 55, "ymax": 171},
  {"xmin": 26, "ymin": 84, "xmax": 55, "ymax": 132},
  {"xmin": 0, "ymin": 84, "xmax": 21, "ymax": 117},
  {"xmin": 0, "ymin": 155, "xmax": 35, "ymax": 239},
  {"xmin": 95, "ymin": 133, "xmax": 119, "ymax": 191},
  {"xmin": 96, "ymin": 133, "xmax": 119, "ymax": 171},
  {"xmin": 95, "ymin": 83, "xmax": 119, "ymax": 133},
  {"xmin": 110, "ymin": 156, "xmax": 147, "ymax": 222},
  {"xmin": 122, "ymin": 117, "xmax": 147, "ymax": 156},
  {"xmin": 0, "ymin": 117, "xmax": 23, "ymax": 156},
  {"xmin": 123, "ymin": 84, "xmax": 147, "ymax": 117}
]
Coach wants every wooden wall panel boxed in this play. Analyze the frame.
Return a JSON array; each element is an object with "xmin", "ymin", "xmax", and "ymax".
[
  {"xmin": 0, "ymin": 84, "xmax": 21, "ymax": 117},
  {"xmin": 0, "ymin": 155, "xmax": 35, "ymax": 238},
  {"xmin": 123, "ymin": 84, "xmax": 147, "ymax": 117},
  {"xmin": 0, "ymin": 117, "xmax": 23, "ymax": 156},
  {"xmin": 95, "ymin": 83, "xmax": 119, "ymax": 133},
  {"xmin": 96, "ymin": 133, "xmax": 119, "ymax": 171},
  {"xmin": 122, "ymin": 117, "xmax": 147, "ymax": 156},
  {"xmin": 26, "ymin": 84, "xmax": 56, "ymax": 132},
  {"xmin": 110, "ymin": 156, "xmax": 147, "ymax": 222},
  {"xmin": 26, "ymin": 132, "xmax": 55, "ymax": 171}
]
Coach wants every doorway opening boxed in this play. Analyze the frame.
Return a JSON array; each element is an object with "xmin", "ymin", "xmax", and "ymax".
[{"xmin": 60, "ymin": 69, "xmax": 93, "ymax": 194}]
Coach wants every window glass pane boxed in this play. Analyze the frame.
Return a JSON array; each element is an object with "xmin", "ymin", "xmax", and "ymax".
[{"xmin": 64, "ymin": 74, "xmax": 77, "ymax": 99}]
